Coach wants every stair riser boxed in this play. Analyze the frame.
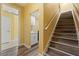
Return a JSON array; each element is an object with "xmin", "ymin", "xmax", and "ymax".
[
  {"xmin": 54, "ymin": 33, "xmax": 76, "ymax": 36},
  {"xmin": 57, "ymin": 25, "xmax": 74, "ymax": 27},
  {"xmin": 50, "ymin": 42, "xmax": 79, "ymax": 56},
  {"xmin": 57, "ymin": 21, "xmax": 74, "ymax": 23},
  {"xmin": 56, "ymin": 28, "xmax": 75, "ymax": 31},
  {"xmin": 57, "ymin": 23, "xmax": 74, "ymax": 25},
  {"xmin": 59, "ymin": 17, "xmax": 73, "ymax": 19},
  {"xmin": 59, "ymin": 19, "xmax": 73, "ymax": 20},
  {"xmin": 58, "ymin": 21, "xmax": 74, "ymax": 23},
  {"xmin": 56, "ymin": 27, "xmax": 75, "ymax": 29},
  {"xmin": 51, "ymin": 39, "xmax": 78, "ymax": 46},
  {"xmin": 60, "ymin": 15, "xmax": 73, "ymax": 19},
  {"xmin": 58, "ymin": 19, "xmax": 74, "ymax": 21},
  {"xmin": 57, "ymin": 24, "xmax": 74, "ymax": 26},
  {"xmin": 53, "ymin": 35, "xmax": 77, "ymax": 39},
  {"xmin": 52, "ymin": 37, "xmax": 77, "ymax": 41},
  {"xmin": 58, "ymin": 20, "xmax": 74, "ymax": 22},
  {"xmin": 47, "ymin": 48, "xmax": 70, "ymax": 56},
  {"xmin": 55, "ymin": 30, "xmax": 76, "ymax": 33}
]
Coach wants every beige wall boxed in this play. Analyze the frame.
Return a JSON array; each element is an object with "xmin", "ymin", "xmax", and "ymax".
[
  {"xmin": 16, "ymin": 3, "xmax": 59, "ymax": 55},
  {"xmin": 60, "ymin": 3, "xmax": 73, "ymax": 12},
  {"xmin": 43, "ymin": 3, "xmax": 60, "ymax": 54},
  {"xmin": 74, "ymin": 4, "xmax": 79, "ymax": 14},
  {"xmin": 23, "ymin": 4, "xmax": 44, "ymax": 50}
]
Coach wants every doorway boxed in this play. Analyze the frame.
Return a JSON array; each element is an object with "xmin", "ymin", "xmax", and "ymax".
[
  {"xmin": 31, "ymin": 10, "xmax": 39, "ymax": 46},
  {"xmin": 1, "ymin": 4, "xmax": 20, "ymax": 56}
]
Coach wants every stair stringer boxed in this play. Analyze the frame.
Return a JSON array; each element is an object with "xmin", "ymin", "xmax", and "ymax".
[
  {"xmin": 72, "ymin": 9, "xmax": 79, "ymax": 46},
  {"xmin": 43, "ymin": 11, "xmax": 61, "ymax": 55}
]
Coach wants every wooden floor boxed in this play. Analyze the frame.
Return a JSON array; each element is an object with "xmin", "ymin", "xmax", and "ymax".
[
  {"xmin": 18, "ymin": 45, "xmax": 39, "ymax": 56},
  {"xmin": 0, "ymin": 44, "xmax": 39, "ymax": 56}
]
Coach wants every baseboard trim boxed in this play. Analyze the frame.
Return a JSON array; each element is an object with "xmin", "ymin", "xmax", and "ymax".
[
  {"xmin": 23, "ymin": 44, "xmax": 31, "ymax": 49},
  {"xmin": 31, "ymin": 43, "xmax": 38, "ymax": 47}
]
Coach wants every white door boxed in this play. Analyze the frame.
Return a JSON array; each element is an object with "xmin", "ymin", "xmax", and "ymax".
[
  {"xmin": 31, "ymin": 15, "xmax": 38, "ymax": 45},
  {"xmin": 1, "ymin": 16, "xmax": 11, "ymax": 50}
]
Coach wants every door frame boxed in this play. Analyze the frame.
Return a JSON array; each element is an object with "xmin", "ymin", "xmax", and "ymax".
[
  {"xmin": 1, "ymin": 4, "xmax": 20, "ymax": 48},
  {"xmin": 30, "ymin": 9, "xmax": 40, "ymax": 46}
]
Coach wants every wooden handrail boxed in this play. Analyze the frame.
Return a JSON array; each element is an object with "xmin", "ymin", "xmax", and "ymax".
[
  {"xmin": 45, "ymin": 10, "xmax": 59, "ymax": 30},
  {"xmin": 45, "ymin": 4, "xmax": 60, "ymax": 30}
]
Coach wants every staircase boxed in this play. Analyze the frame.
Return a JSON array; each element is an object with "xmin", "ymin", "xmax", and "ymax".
[{"xmin": 46, "ymin": 11, "xmax": 79, "ymax": 56}]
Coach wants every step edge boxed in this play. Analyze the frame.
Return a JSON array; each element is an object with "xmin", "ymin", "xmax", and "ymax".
[
  {"xmin": 54, "ymin": 32, "xmax": 76, "ymax": 35},
  {"xmin": 53, "ymin": 36, "xmax": 77, "ymax": 41},
  {"xmin": 51, "ymin": 41, "xmax": 79, "ymax": 49},
  {"xmin": 49, "ymin": 47, "xmax": 74, "ymax": 56}
]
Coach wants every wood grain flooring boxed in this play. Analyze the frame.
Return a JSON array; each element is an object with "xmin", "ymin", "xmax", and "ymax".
[
  {"xmin": 18, "ymin": 45, "xmax": 39, "ymax": 56},
  {"xmin": 0, "ymin": 44, "xmax": 39, "ymax": 56}
]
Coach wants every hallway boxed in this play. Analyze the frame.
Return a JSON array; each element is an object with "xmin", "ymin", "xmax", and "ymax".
[{"xmin": 0, "ymin": 3, "xmax": 79, "ymax": 56}]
